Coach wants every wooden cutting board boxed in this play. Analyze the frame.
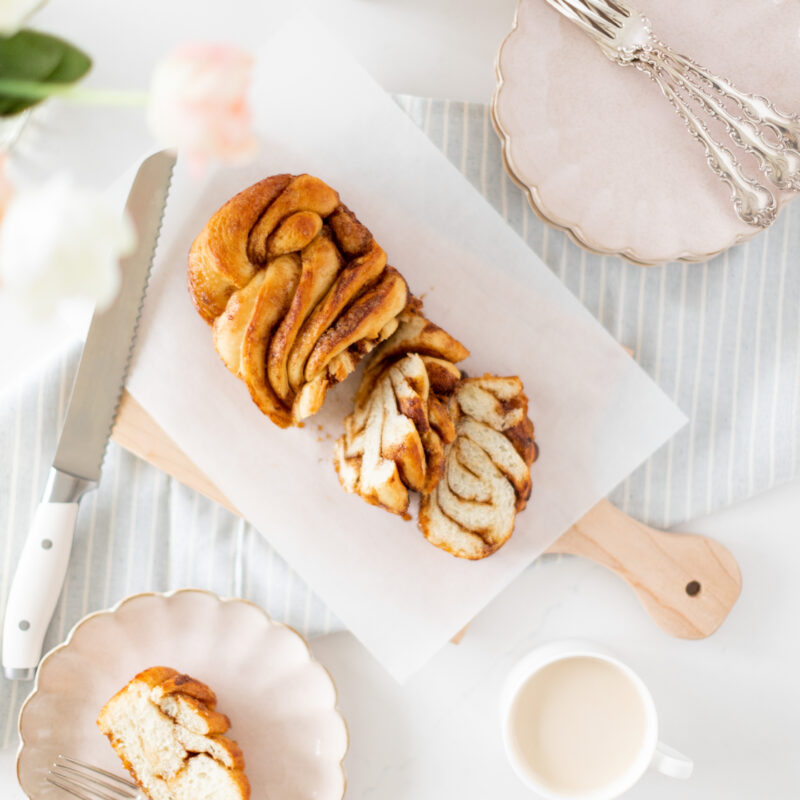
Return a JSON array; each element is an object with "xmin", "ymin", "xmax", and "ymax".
[{"xmin": 111, "ymin": 390, "xmax": 742, "ymax": 640}]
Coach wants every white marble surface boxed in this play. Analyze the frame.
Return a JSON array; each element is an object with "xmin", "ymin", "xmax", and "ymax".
[{"xmin": 2, "ymin": 1, "xmax": 799, "ymax": 797}]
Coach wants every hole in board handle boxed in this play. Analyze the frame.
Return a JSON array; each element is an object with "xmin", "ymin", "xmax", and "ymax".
[{"xmin": 685, "ymin": 580, "xmax": 701, "ymax": 597}]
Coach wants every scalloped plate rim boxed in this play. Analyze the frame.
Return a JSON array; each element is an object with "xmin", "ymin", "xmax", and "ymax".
[
  {"xmin": 492, "ymin": 0, "xmax": 796, "ymax": 267},
  {"xmin": 15, "ymin": 588, "xmax": 349, "ymax": 800}
]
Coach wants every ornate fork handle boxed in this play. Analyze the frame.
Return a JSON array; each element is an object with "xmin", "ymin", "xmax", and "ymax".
[
  {"xmin": 664, "ymin": 49, "xmax": 800, "ymax": 152},
  {"xmin": 652, "ymin": 47, "xmax": 800, "ymax": 191},
  {"xmin": 636, "ymin": 57, "xmax": 777, "ymax": 228},
  {"xmin": 544, "ymin": 0, "xmax": 800, "ymax": 227}
]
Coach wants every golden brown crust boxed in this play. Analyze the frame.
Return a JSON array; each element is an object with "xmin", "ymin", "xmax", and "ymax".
[
  {"xmin": 165, "ymin": 693, "xmax": 231, "ymax": 734},
  {"xmin": 327, "ymin": 203, "xmax": 374, "ymax": 255},
  {"xmin": 417, "ymin": 498, "xmax": 493, "ymax": 561},
  {"xmin": 419, "ymin": 356, "xmax": 462, "ymax": 397},
  {"xmin": 266, "ymin": 210, "xmax": 323, "ymax": 259},
  {"xmin": 267, "ymin": 230, "xmax": 342, "ymax": 404},
  {"xmin": 188, "ymin": 175, "xmax": 292, "ymax": 324},
  {"xmin": 188, "ymin": 174, "xmax": 409, "ymax": 425},
  {"xmin": 287, "ymin": 241, "xmax": 387, "ymax": 388},
  {"xmin": 107, "ymin": 746, "xmax": 141, "ymax": 793},
  {"xmin": 239, "ymin": 255, "xmax": 302, "ymax": 427},
  {"xmin": 216, "ymin": 738, "xmax": 246, "ymax": 771},
  {"xmin": 305, "ymin": 266, "xmax": 408, "ymax": 381},
  {"xmin": 133, "ymin": 665, "xmax": 180, "ymax": 686},
  {"xmin": 356, "ymin": 304, "xmax": 470, "ymax": 407},
  {"xmin": 221, "ymin": 768, "xmax": 251, "ymax": 800},
  {"xmin": 247, "ymin": 174, "xmax": 339, "ymax": 264},
  {"xmin": 153, "ymin": 673, "xmax": 218, "ymax": 707},
  {"xmin": 377, "ymin": 303, "xmax": 471, "ymax": 364},
  {"xmin": 97, "ymin": 667, "xmax": 250, "ymax": 800},
  {"xmin": 504, "ymin": 415, "xmax": 536, "ymax": 511},
  {"xmin": 98, "ymin": 666, "xmax": 179, "ymax": 721}
]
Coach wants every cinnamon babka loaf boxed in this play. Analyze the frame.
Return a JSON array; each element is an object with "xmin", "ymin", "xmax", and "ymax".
[
  {"xmin": 188, "ymin": 174, "xmax": 538, "ymax": 560},
  {"xmin": 188, "ymin": 174, "xmax": 408, "ymax": 427},
  {"xmin": 97, "ymin": 667, "xmax": 249, "ymax": 800}
]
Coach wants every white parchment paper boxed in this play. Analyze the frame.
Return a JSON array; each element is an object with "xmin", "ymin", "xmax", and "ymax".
[{"xmin": 128, "ymin": 14, "xmax": 686, "ymax": 682}]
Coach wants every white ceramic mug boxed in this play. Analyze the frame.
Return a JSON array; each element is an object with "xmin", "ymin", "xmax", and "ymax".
[{"xmin": 500, "ymin": 640, "xmax": 693, "ymax": 799}]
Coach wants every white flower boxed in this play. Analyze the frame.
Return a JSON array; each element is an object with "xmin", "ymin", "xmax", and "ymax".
[
  {"xmin": 0, "ymin": 176, "xmax": 136, "ymax": 319},
  {"xmin": 0, "ymin": 0, "xmax": 47, "ymax": 34}
]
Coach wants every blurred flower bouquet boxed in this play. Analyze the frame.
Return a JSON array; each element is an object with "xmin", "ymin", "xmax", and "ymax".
[{"xmin": 0, "ymin": 0, "xmax": 256, "ymax": 319}]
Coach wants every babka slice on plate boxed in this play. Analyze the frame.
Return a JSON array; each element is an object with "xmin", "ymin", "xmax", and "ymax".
[{"xmin": 97, "ymin": 666, "xmax": 249, "ymax": 800}]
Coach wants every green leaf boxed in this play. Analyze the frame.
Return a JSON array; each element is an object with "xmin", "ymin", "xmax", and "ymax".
[{"xmin": 0, "ymin": 29, "xmax": 91, "ymax": 116}]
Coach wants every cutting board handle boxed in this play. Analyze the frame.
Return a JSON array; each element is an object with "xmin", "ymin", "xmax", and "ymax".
[{"xmin": 546, "ymin": 499, "xmax": 741, "ymax": 639}]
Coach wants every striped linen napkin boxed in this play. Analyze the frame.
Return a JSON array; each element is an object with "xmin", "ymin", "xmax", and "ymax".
[{"xmin": 1, "ymin": 96, "xmax": 798, "ymax": 737}]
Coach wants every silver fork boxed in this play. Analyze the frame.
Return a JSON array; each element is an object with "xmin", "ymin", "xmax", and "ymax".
[
  {"xmin": 544, "ymin": 0, "xmax": 800, "ymax": 227},
  {"xmin": 47, "ymin": 756, "xmax": 145, "ymax": 800}
]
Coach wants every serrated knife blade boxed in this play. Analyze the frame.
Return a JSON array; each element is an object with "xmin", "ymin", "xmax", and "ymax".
[
  {"xmin": 55, "ymin": 150, "xmax": 175, "ymax": 481},
  {"xmin": 2, "ymin": 150, "xmax": 175, "ymax": 679}
]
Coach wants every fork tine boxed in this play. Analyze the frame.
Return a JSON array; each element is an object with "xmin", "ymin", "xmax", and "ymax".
[
  {"xmin": 47, "ymin": 776, "xmax": 92, "ymax": 800},
  {"xmin": 47, "ymin": 775, "xmax": 127, "ymax": 800},
  {"xmin": 52, "ymin": 765, "xmax": 137, "ymax": 796},
  {"xmin": 49, "ymin": 756, "xmax": 140, "ymax": 800},
  {"xmin": 602, "ymin": 0, "xmax": 631, "ymax": 16},
  {"xmin": 542, "ymin": 0, "xmax": 592, "ymax": 29},
  {"xmin": 57, "ymin": 756, "xmax": 138, "ymax": 789},
  {"xmin": 558, "ymin": 0, "xmax": 616, "ymax": 38},
  {"xmin": 576, "ymin": 0, "xmax": 625, "ymax": 28}
]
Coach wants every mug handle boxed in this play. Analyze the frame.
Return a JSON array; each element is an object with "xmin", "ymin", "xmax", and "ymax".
[{"xmin": 651, "ymin": 741, "xmax": 694, "ymax": 779}]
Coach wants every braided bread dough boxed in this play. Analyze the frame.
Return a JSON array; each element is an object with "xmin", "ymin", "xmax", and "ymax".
[
  {"xmin": 187, "ymin": 174, "xmax": 537, "ymax": 560},
  {"xmin": 188, "ymin": 174, "xmax": 408, "ymax": 427}
]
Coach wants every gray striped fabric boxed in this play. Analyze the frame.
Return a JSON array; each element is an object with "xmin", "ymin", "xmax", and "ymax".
[{"xmin": 1, "ymin": 96, "xmax": 798, "ymax": 739}]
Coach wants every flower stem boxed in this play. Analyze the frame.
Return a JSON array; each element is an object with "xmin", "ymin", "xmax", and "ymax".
[{"xmin": 0, "ymin": 79, "xmax": 148, "ymax": 107}]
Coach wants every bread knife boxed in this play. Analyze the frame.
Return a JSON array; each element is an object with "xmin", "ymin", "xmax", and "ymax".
[{"xmin": 2, "ymin": 150, "xmax": 175, "ymax": 680}]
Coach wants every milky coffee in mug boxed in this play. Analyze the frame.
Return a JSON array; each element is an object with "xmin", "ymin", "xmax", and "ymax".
[{"xmin": 501, "ymin": 641, "xmax": 693, "ymax": 799}]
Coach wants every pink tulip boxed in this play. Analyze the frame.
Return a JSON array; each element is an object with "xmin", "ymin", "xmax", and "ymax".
[{"xmin": 147, "ymin": 44, "xmax": 257, "ymax": 172}]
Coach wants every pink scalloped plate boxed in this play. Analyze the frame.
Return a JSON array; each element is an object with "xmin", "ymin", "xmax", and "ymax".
[
  {"xmin": 16, "ymin": 590, "xmax": 348, "ymax": 800},
  {"xmin": 494, "ymin": 0, "xmax": 800, "ymax": 265}
]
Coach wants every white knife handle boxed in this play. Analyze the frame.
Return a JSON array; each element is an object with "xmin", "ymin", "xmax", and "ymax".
[{"xmin": 2, "ymin": 502, "xmax": 79, "ymax": 680}]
